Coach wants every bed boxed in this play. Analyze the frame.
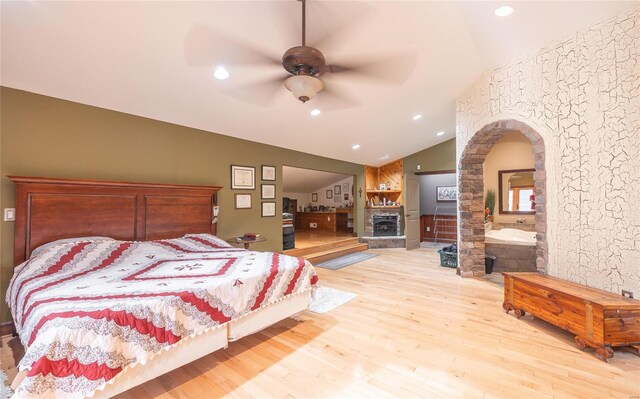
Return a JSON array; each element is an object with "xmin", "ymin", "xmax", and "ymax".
[{"xmin": 6, "ymin": 176, "xmax": 318, "ymax": 399}]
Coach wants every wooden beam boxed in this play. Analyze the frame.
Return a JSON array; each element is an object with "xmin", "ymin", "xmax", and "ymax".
[{"xmin": 414, "ymin": 169, "xmax": 456, "ymax": 175}]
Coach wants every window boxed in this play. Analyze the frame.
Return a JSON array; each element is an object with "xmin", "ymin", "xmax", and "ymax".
[
  {"xmin": 509, "ymin": 187, "xmax": 534, "ymax": 212},
  {"xmin": 518, "ymin": 189, "xmax": 534, "ymax": 211}
]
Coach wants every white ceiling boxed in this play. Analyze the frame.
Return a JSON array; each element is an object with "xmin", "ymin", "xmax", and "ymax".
[
  {"xmin": 283, "ymin": 166, "xmax": 351, "ymax": 193},
  {"xmin": 1, "ymin": 1, "xmax": 636, "ymax": 166}
]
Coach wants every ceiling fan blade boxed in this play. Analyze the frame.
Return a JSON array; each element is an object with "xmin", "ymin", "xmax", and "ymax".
[
  {"xmin": 321, "ymin": 52, "xmax": 417, "ymax": 85},
  {"xmin": 312, "ymin": 82, "xmax": 360, "ymax": 111},
  {"xmin": 184, "ymin": 24, "xmax": 281, "ymax": 67},
  {"xmin": 305, "ymin": 1, "xmax": 375, "ymax": 52},
  {"xmin": 223, "ymin": 75, "xmax": 287, "ymax": 107}
]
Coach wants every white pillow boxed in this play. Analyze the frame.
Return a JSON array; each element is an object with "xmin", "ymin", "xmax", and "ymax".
[{"xmin": 30, "ymin": 237, "xmax": 115, "ymax": 258}]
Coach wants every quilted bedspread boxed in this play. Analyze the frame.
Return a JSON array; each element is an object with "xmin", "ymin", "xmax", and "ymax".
[{"xmin": 6, "ymin": 234, "xmax": 318, "ymax": 398}]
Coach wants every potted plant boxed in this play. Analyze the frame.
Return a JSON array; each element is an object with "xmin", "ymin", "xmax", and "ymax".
[{"xmin": 485, "ymin": 189, "xmax": 496, "ymax": 222}]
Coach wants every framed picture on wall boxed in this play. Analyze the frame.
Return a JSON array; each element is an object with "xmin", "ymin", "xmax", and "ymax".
[
  {"xmin": 231, "ymin": 165, "xmax": 255, "ymax": 190},
  {"xmin": 343, "ymin": 193, "xmax": 349, "ymax": 201},
  {"xmin": 262, "ymin": 165, "xmax": 276, "ymax": 181},
  {"xmin": 436, "ymin": 185, "xmax": 457, "ymax": 202},
  {"xmin": 262, "ymin": 201, "xmax": 276, "ymax": 217},
  {"xmin": 342, "ymin": 183, "xmax": 349, "ymax": 193},
  {"xmin": 334, "ymin": 185, "xmax": 341, "ymax": 195},
  {"xmin": 235, "ymin": 193, "xmax": 252, "ymax": 209},
  {"xmin": 334, "ymin": 195, "xmax": 341, "ymax": 203},
  {"xmin": 261, "ymin": 184, "xmax": 275, "ymax": 199},
  {"xmin": 326, "ymin": 190, "xmax": 333, "ymax": 199},
  {"xmin": 312, "ymin": 193, "xmax": 318, "ymax": 202}
]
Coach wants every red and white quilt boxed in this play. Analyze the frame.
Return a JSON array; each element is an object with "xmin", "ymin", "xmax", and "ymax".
[{"xmin": 6, "ymin": 234, "xmax": 318, "ymax": 398}]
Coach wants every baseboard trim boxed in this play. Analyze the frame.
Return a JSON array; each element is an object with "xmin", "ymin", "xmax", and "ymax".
[{"xmin": 0, "ymin": 321, "xmax": 16, "ymax": 337}]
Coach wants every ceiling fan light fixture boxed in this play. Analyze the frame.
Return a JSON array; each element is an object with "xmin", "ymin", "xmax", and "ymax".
[
  {"xmin": 285, "ymin": 75, "xmax": 324, "ymax": 103},
  {"xmin": 213, "ymin": 66, "xmax": 229, "ymax": 80}
]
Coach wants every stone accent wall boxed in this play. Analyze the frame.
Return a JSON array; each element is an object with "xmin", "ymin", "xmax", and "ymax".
[
  {"xmin": 485, "ymin": 244, "xmax": 537, "ymax": 273},
  {"xmin": 458, "ymin": 121, "xmax": 547, "ymax": 277},
  {"xmin": 456, "ymin": 8, "xmax": 640, "ymax": 295},
  {"xmin": 494, "ymin": 223, "xmax": 536, "ymax": 232}
]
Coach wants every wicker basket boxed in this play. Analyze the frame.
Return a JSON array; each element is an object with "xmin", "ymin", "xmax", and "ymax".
[{"xmin": 437, "ymin": 249, "xmax": 458, "ymax": 268}]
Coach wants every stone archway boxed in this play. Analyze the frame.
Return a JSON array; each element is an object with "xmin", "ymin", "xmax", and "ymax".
[{"xmin": 458, "ymin": 120, "xmax": 547, "ymax": 277}]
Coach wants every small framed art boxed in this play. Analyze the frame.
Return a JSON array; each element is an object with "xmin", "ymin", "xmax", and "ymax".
[
  {"xmin": 235, "ymin": 193, "xmax": 252, "ymax": 209},
  {"xmin": 436, "ymin": 186, "xmax": 457, "ymax": 202},
  {"xmin": 326, "ymin": 190, "xmax": 333, "ymax": 199},
  {"xmin": 343, "ymin": 193, "xmax": 349, "ymax": 201},
  {"xmin": 312, "ymin": 193, "xmax": 318, "ymax": 202},
  {"xmin": 334, "ymin": 185, "xmax": 341, "ymax": 195},
  {"xmin": 262, "ymin": 165, "xmax": 276, "ymax": 181},
  {"xmin": 342, "ymin": 183, "xmax": 349, "ymax": 193},
  {"xmin": 262, "ymin": 201, "xmax": 276, "ymax": 217},
  {"xmin": 231, "ymin": 165, "xmax": 255, "ymax": 190},
  {"xmin": 261, "ymin": 184, "xmax": 276, "ymax": 199}
]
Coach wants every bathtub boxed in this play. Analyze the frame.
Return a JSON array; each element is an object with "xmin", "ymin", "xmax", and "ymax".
[{"xmin": 485, "ymin": 228, "xmax": 536, "ymax": 246}]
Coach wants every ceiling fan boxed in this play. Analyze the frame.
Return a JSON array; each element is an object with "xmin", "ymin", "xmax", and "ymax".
[
  {"xmin": 185, "ymin": 0, "xmax": 416, "ymax": 107},
  {"xmin": 281, "ymin": 0, "xmax": 330, "ymax": 103}
]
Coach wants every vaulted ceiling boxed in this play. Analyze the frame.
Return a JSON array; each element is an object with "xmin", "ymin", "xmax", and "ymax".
[
  {"xmin": 283, "ymin": 166, "xmax": 351, "ymax": 193},
  {"xmin": 1, "ymin": 1, "xmax": 635, "ymax": 165}
]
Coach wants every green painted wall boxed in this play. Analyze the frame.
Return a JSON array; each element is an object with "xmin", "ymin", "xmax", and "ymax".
[
  {"xmin": 403, "ymin": 138, "xmax": 456, "ymax": 174},
  {"xmin": 0, "ymin": 87, "xmax": 365, "ymax": 323}
]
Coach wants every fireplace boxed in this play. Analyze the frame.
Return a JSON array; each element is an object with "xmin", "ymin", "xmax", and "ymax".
[{"xmin": 372, "ymin": 214, "xmax": 399, "ymax": 237}]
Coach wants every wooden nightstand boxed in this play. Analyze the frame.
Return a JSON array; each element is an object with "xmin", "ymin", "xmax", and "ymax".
[{"xmin": 227, "ymin": 236, "xmax": 267, "ymax": 250}]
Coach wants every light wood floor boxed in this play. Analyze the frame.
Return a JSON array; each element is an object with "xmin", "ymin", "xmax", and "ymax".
[
  {"xmin": 292, "ymin": 230, "xmax": 354, "ymax": 250},
  {"xmin": 3, "ymin": 248, "xmax": 639, "ymax": 398}
]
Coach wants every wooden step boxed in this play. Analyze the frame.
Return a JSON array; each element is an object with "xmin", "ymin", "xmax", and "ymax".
[
  {"xmin": 283, "ymin": 237, "xmax": 360, "ymax": 257},
  {"xmin": 304, "ymin": 243, "xmax": 370, "ymax": 264}
]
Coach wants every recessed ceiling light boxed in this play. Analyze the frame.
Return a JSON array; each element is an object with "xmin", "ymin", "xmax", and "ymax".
[
  {"xmin": 436, "ymin": 131, "xmax": 445, "ymax": 136},
  {"xmin": 352, "ymin": 144, "xmax": 360, "ymax": 150},
  {"xmin": 494, "ymin": 5, "xmax": 514, "ymax": 17},
  {"xmin": 213, "ymin": 66, "xmax": 229, "ymax": 80},
  {"xmin": 412, "ymin": 114, "xmax": 422, "ymax": 121},
  {"xmin": 310, "ymin": 109, "xmax": 321, "ymax": 116}
]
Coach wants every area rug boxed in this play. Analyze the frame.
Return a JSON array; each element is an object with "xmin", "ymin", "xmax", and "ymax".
[
  {"xmin": 309, "ymin": 286, "xmax": 356, "ymax": 313},
  {"xmin": 0, "ymin": 370, "xmax": 13, "ymax": 399},
  {"xmin": 315, "ymin": 252, "xmax": 377, "ymax": 270}
]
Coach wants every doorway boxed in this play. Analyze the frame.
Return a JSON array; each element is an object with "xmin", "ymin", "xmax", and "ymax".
[
  {"xmin": 457, "ymin": 120, "xmax": 547, "ymax": 277},
  {"xmin": 282, "ymin": 166, "xmax": 355, "ymax": 251},
  {"xmin": 416, "ymin": 170, "xmax": 457, "ymax": 246}
]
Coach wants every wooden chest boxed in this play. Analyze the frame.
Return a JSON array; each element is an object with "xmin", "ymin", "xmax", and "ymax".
[{"xmin": 503, "ymin": 272, "xmax": 640, "ymax": 362}]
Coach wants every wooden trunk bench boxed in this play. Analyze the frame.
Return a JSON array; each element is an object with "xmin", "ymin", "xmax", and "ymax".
[{"xmin": 502, "ymin": 272, "xmax": 640, "ymax": 362}]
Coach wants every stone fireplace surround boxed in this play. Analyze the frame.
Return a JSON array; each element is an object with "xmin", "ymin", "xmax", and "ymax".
[
  {"xmin": 360, "ymin": 207, "xmax": 406, "ymax": 248},
  {"xmin": 372, "ymin": 214, "xmax": 400, "ymax": 237}
]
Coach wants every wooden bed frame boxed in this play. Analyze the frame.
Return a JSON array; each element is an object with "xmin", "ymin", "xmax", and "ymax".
[
  {"xmin": 8, "ymin": 176, "xmax": 312, "ymax": 398},
  {"xmin": 10, "ymin": 176, "xmax": 221, "ymax": 265}
]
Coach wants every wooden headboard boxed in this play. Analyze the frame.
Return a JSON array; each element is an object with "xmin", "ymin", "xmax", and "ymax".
[{"xmin": 9, "ymin": 176, "xmax": 222, "ymax": 266}]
